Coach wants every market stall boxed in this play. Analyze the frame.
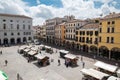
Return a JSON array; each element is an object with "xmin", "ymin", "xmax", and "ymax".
[
  {"xmin": 35, "ymin": 54, "xmax": 50, "ymax": 66},
  {"xmin": 40, "ymin": 44, "xmax": 45, "ymax": 50},
  {"xmin": 64, "ymin": 54, "xmax": 78, "ymax": 66},
  {"xmin": 0, "ymin": 70, "xmax": 8, "ymax": 80},
  {"xmin": 27, "ymin": 50, "xmax": 38, "ymax": 60},
  {"xmin": 18, "ymin": 46, "xmax": 27, "ymax": 54},
  {"xmin": 45, "ymin": 46, "xmax": 53, "ymax": 53},
  {"xmin": 107, "ymin": 76, "xmax": 120, "ymax": 80},
  {"xmin": 81, "ymin": 68, "xmax": 109, "ymax": 80},
  {"xmin": 117, "ymin": 69, "xmax": 120, "ymax": 78},
  {"xmin": 94, "ymin": 61, "xmax": 118, "ymax": 75},
  {"xmin": 59, "ymin": 50, "xmax": 69, "ymax": 58}
]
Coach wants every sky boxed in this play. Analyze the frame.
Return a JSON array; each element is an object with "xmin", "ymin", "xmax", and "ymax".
[{"xmin": 0, "ymin": 0, "xmax": 120, "ymax": 26}]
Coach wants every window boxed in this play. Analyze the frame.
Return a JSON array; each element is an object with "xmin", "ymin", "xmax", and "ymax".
[
  {"xmin": 79, "ymin": 37, "xmax": 81, "ymax": 42},
  {"xmin": 3, "ymin": 24, "xmax": 6, "ymax": 29},
  {"xmin": 90, "ymin": 31, "xmax": 93, "ymax": 36},
  {"xmin": 10, "ymin": 20, "xmax": 13, "ymax": 22},
  {"xmin": 111, "ymin": 27, "xmax": 114, "ymax": 33},
  {"xmin": 107, "ymin": 27, "xmax": 110, "ymax": 33},
  {"xmin": 86, "ymin": 37, "xmax": 89, "ymax": 43},
  {"xmin": 82, "ymin": 37, "xmax": 85, "ymax": 42},
  {"xmin": 99, "ymin": 37, "xmax": 101, "ymax": 42},
  {"xmin": 83, "ymin": 31, "xmax": 85, "ymax": 35},
  {"xmin": 17, "ymin": 32, "xmax": 20, "ymax": 35},
  {"xmin": 23, "ymin": 25, "xmax": 25, "ymax": 29},
  {"xmin": 78, "ymin": 23, "xmax": 79, "ymax": 26},
  {"xmin": 23, "ymin": 32, "xmax": 25, "ymax": 35},
  {"xmin": 76, "ymin": 31, "xmax": 78, "ymax": 35},
  {"xmin": 107, "ymin": 37, "xmax": 109, "ymax": 43},
  {"xmin": 28, "ymin": 25, "xmax": 31, "ymax": 29},
  {"xmin": 76, "ymin": 37, "xmax": 78, "ymax": 41},
  {"xmin": 74, "ymin": 24, "xmax": 75, "ymax": 26},
  {"xmin": 99, "ymin": 28, "xmax": 102, "ymax": 33},
  {"xmin": 11, "ymin": 24, "xmax": 13, "ymax": 29},
  {"xmin": 95, "ymin": 31, "xmax": 98, "ymax": 36},
  {"xmin": 11, "ymin": 33, "xmax": 14, "ymax": 36},
  {"xmin": 80, "ymin": 31, "xmax": 82, "ymax": 35},
  {"xmin": 4, "ymin": 33, "xmax": 7, "ymax": 36},
  {"xmin": 87, "ymin": 31, "xmax": 89, "ymax": 35},
  {"xmin": 112, "ymin": 21, "xmax": 115, "ymax": 24},
  {"xmin": 107, "ymin": 21, "xmax": 110, "ymax": 25},
  {"xmin": 17, "ymin": 24, "xmax": 19, "ymax": 30},
  {"xmin": 3, "ymin": 19, "xmax": 6, "ymax": 22},
  {"xmin": 111, "ymin": 37, "xmax": 114, "ymax": 43}
]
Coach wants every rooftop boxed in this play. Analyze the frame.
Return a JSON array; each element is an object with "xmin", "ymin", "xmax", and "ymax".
[{"xmin": 0, "ymin": 13, "xmax": 32, "ymax": 19}]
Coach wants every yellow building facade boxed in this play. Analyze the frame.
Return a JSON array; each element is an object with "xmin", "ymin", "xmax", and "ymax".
[
  {"xmin": 76, "ymin": 23, "xmax": 99, "ymax": 54},
  {"xmin": 99, "ymin": 12, "xmax": 120, "ymax": 60}
]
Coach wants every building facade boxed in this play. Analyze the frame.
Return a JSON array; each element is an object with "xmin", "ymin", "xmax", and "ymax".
[
  {"xmin": 0, "ymin": 13, "xmax": 33, "ymax": 45},
  {"xmin": 98, "ymin": 12, "xmax": 120, "ymax": 60},
  {"xmin": 65, "ymin": 20, "xmax": 87, "ymax": 49},
  {"xmin": 55, "ymin": 22, "xmax": 66, "ymax": 46},
  {"xmin": 76, "ymin": 23, "xmax": 99, "ymax": 54}
]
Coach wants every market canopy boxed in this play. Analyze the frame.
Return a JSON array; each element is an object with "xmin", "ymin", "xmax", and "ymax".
[
  {"xmin": 19, "ymin": 45, "xmax": 28, "ymax": 50},
  {"xmin": 40, "ymin": 44, "xmax": 44, "ymax": 47},
  {"xmin": 31, "ymin": 47, "xmax": 38, "ymax": 51},
  {"xmin": 35, "ymin": 54, "xmax": 48, "ymax": 60},
  {"xmin": 45, "ymin": 46, "xmax": 51, "ymax": 49},
  {"xmin": 64, "ymin": 54, "xmax": 77, "ymax": 59},
  {"xmin": 59, "ymin": 50, "xmax": 69, "ymax": 54},
  {"xmin": 94, "ymin": 61, "xmax": 118, "ymax": 73},
  {"xmin": 81, "ymin": 68, "xmax": 109, "ymax": 80},
  {"xmin": 24, "ymin": 48, "xmax": 31, "ymax": 52},
  {"xmin": 117, "ymin": 69, "xmax": 120, "ymax": 78},
  {"xmin": 0, "ymin": 71, "xmax": 8, "ymax": 80},
  {"xmin": 27, "ymin": 50, "xmax": 37, "ymax": 56},
  {"xmin": 107, "ymin": 76, "xmax": 120, "ymax": 80}
]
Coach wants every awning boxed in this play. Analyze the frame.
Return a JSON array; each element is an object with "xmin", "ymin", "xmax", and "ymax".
[
  {"xmin": 35, "ymin": 54, "xmax": 48, "ymax": 59},
  {"xmin": 31, "ymin": 47, "xmax": 38, "ymax": 51},
  {"xmin": 94, "ymin": 61, "xmax": 118, "ymax": 73},
  {"xmin": 64, "ymin": 54, "xmax": 77, "ymax": 59},
  {"xmin": 40, "ymin": 44, "xmax": 44, "ymax": 47},
  {"xmin": 59, "ymin": 50, "xmax": 69, "ymax": 54},
  {"xmin": 0, "ymin": 71, "xmax": 8, "ymax": 80},
  {"xmin": 45, "ymin": 46, "xmax": 51, "ymax": 49},
  {"xmin": 24, "ymin": 48, "xmax": 31, "ymax": 52},
  {"xmin": 117, "ymin": 69, "xmax": 120, "ymax": 78},
  {"xmin": 81, "ymin": 68, "xmax": 109, "ymax": 80},
  {"xmin": 19, "ymin": 46, "xmax": 27, "ymax": 50},
  {"xmin": 27, "ymin": 50, "xmax": 37, "ymax": 56},
  {"xmin": 107, "ymin": 76, "xmax": 120, "ymax": 80}
]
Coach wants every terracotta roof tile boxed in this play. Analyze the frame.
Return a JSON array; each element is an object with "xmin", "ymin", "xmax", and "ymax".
[{"xmin": 81, "ymin": 23, "xmax": 99, "ymax": 29}]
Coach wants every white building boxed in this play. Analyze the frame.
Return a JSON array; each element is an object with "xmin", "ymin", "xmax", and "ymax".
[{"xmin": 0, "ymin": 13, "xmax": 33, "ymax": 45}]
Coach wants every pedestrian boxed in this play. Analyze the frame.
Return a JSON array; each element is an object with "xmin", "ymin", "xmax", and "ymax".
[
  {"xmin": 51, "ymin": 59, "xmax": 54, "ymax": 62},
  {"xmin": 58, "ymin": 59, "xmax": 61, "ymax": 66},
  {"xmin": 0, "ymin": 51, "xmax": 2, "ymax": 54},
  {"xmin": 27, "ymin": 58, "xmax": 30, "ymax": 63},
  {"xmin": 93, "ymin": 55, "xmax": 96, "ymax": 61},
  {"xmin": 81, "ymin": 56, "xmax": 83, "ymax": 61},
  {"xmin": 56, "ymin": 49, "xmax": 57, "ymax": 53},
  {"xmin": 82, "ymin": 62, "xmax": 85, "ymax": 68},
  {"xmin": 17, "ymin": 73, "xmax": 20, "ymax": 80},
  {"xmin": 5, "ymin": 60, "xmax": 8, "ymax": 66}
]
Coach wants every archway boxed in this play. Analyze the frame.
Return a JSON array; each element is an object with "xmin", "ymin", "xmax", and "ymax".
[
  {"xmin": 3, "ymin": 38, "xmax": 8, "ymax": 45},
  {"xmin": 90, "ymin": 45, "xmax": 98, "ymax": 55},
  {"xmin": 99, "ymin": 46, "xmax": 109, "ymax": 58},
  {"xmin": 17, "ymin": 38, "xmax": 21, "ymax": 44},
  {"xmin": 83, "ymin": 45, "xmax": 89, "ymax": 52},
  {"xmin": 23, "ymin": 37, "xmax": 27, "ymax": 42},
  {"xmin": 10, "ymin": 38, "xmax": 15, "ymax": 44},
  {"xmin": 111, "ymin": 47, "xmax": 120, "ymax": 60}
]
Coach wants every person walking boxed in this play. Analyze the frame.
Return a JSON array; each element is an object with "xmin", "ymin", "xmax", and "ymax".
[
  {"xmin": 81, "ymin": 56, "xmax": 83, "ymax": 61},
  {"xmin": 82, "ymin": 62, "xmax": 85, "ymax": 68},
  {"xmin": 5, "ymin": 60, "xmax": 8, "ymax": 66},
  {"xmin": 17, "ymin": 73, "xmax": 20, "ymax": 80},
  {"xmin": 58, "ymin": 59, "xmax": 60, "ymax": 66}
]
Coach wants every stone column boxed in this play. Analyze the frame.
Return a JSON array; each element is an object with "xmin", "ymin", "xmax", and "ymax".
[{"xmin": 109, "ymin": 50, "xmax": 111, "ymax": 60}]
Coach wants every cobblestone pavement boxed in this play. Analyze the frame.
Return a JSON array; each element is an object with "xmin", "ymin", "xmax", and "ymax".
[{"xmin": 0, "ymin": 45, "xmax": 96, "ymax": 80}]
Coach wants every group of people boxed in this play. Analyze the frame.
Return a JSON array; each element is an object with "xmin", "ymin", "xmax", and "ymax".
[{"xmin": 0, "ymin": 50, "xmax": 2, "ymax": 54}]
